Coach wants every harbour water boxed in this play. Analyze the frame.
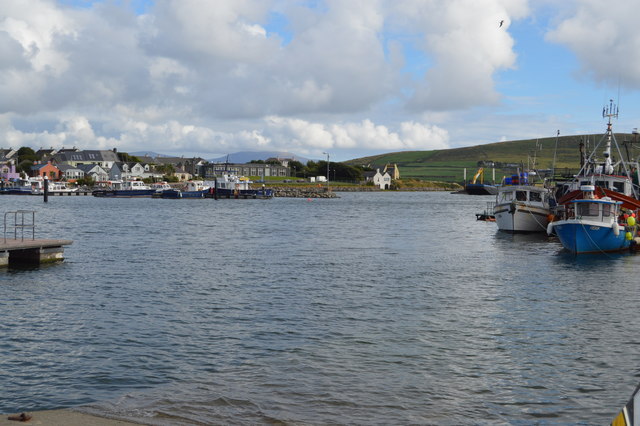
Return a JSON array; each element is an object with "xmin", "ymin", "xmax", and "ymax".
[{"xmin": 1, "ymin": 192, "xmax": 639, "ymax": 424}]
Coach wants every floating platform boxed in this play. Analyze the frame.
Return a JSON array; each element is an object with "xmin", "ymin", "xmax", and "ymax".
[
  {"xmin": 0, "ymin": 238, "xmax": 73, "ymax": 266},
  {"xmin": 2, "ymin": 210, "xmax": 72, "ymax": 267}
]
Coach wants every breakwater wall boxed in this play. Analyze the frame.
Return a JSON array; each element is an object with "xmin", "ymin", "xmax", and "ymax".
[
  {"xmin": 267, "ymin": 184, "xmax": 461, "ymax": 197},
  {"xmin": 270, "ymin": 186, "xmax": 339, "ymax": 198}
]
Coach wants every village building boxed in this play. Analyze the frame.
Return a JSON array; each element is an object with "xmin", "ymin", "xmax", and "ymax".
[
  {"xmin": 52, "ymin": 149, "xmax": 119, "ymax": 170},
  {"xmin": 200, "ymin": 162, "xmax": 289, "ymax": 179},
  {"xmin": 173, "ymin": 166, "xmax": 192, "ymax": 182},
  {"xmin": 77, "ymin": 164, "xmax": 109, "ymax": 182},
  {"xmin": 372, "ymin": 169, "xmax": 392, "ymax": 189},
  {"xmin": 383, "ymin": 163, "xmax": 400, "ymax": 180},
  {"xmin": 36, "ymin": 148, "xmax": 58, "ymax": 162},
  {"xmin": 31, "ymin": 162, "xmax": 60, "ymax": 180},
  {"xmin": 0, "ymin": 149, "xmax": 19, "ymax": 181},
  {"xmin": 57, "ymin": 164, "xmax": 85, "ymax": 182}
]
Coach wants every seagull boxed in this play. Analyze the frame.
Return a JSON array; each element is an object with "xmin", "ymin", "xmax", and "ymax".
[{"xmin": 499, "ymin": 20, "xmax": 504, "ymax": 27}]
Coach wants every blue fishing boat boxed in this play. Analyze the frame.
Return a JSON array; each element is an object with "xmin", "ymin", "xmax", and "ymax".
[
  {"xmin": 0, "ymin": 177, "xmax": 44, "ymax": 195},
  {"xmin": 204, "ymin": 174, "xmax": 273, "ymax": 199},
  {"xmin": 548, "ymin": 185, "xmax": 637, "ymax": 254},
  {"xmin": 158, "ymin": 180, "xmax": 207, "ymax": 199}
]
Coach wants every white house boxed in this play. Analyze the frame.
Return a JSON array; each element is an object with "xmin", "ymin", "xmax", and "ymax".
[
  {"xmin": 77, "ymin": 164, "xmax": 109, "ymax": 182},
  {"xmin": 57, "ymin": 164, "xmax": 85, "ymax": 181},
  {"xmin": 372, "ymin": 169, "xmax": 392, "ymax": 189}
]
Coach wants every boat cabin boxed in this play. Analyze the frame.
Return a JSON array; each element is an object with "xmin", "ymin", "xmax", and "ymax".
[
  {"xmin": 497, "ymin": 187, "xmax": 549, "ymax": 205},
  {"xmin": 122, "ymin": 180, "xmax": 150, "ymax": 190},
  {"xmin": 568, "ymin": 198, "xmax": 621, "ymax": 223},
  {"xmin": 558, "ymin": 174, "xmax": 633, "ymax": 198}
]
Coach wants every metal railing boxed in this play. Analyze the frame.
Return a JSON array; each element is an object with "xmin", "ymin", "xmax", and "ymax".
[{"xmin": 3, "ymin": 210, "xmax": 36, "ymax": 243}]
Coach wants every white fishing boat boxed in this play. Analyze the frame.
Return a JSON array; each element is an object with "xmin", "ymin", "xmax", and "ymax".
[
  {"xmin": 494, "ymin": 172, "xmax": 553, "ymax": 233},
  {"xmin": 47, "ymin": 181, "xmax": 77, "ymax": 193}
]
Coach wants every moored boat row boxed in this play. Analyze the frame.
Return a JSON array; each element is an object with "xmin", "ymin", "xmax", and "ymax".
[
  {"xmin": 91, "ymin": 174, "xmax": 273, "ymax": 199},
  {"xmin": 489, "ymin": 102, "xmax": 640, "ymax": 254}
]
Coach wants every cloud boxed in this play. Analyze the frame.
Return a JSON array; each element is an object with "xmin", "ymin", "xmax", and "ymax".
[
  {"xmin": 10, "ymin": 0, "xmax": 633, "ymax": 161},
  {"xmin": 390, "ymin": 0, "xmax": 530, "ymax": 110},
  {"xmin": 546, "ymin": 0, "xmax": 640, "ymax": 89},
  {"xmin": 0, "ymin": 113, "xmax": 449, "ymax": 158},
  {"xmin": 265, "ymin": 116, "xmax": 449, "ymax": 153}
]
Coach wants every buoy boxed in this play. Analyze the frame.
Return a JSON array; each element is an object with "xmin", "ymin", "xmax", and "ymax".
[
  {"xmin": 633, "ymin": 212, "xmax": 637, "ymax": 218},
  {"xmin": 624, "ymin": 213, "xmax": 629, "ymax": 219},
  {"xmin": 626, "ymin": 231, "xmax": 633, "ymax": 241},
  {"xmin": 547, "ymin": 214, "xmax": 555, "ymax": 222},
  {"xmin": 546, "ymin": 222, "xmax": 554, "ymax": 236},
  {"xmin": 613, "ymin": 222, "xmax": 620, "ymax": 236},
  {"xmin": 628, "ymin": 216, "xmax": 636, "ymax": 227}
]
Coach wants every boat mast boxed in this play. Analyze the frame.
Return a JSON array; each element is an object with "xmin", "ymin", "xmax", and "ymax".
[
  {"xmin": 598, "ymin": 99, "xmax": 616, "ymax": 175},
  {"xmin": 601, "ymin": 99, "xmax": 638, "ymax": 198}
]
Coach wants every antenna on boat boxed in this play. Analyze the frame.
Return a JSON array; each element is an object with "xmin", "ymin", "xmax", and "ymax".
[
  {"xmin": 601, "ymin": 99, "xmax": 638, "ymax": 198},
  {"xmin": 552, "ymin": 130, "xmax": 559, "ymax": 182}
]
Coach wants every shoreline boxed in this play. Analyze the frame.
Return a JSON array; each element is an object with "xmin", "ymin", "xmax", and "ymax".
[{"xmin": 0, "ymin": 410, "xmax": 141, "ymax": 425}]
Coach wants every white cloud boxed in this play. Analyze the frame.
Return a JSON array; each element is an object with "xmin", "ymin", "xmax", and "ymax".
[
  {"xmin": 265, "ymin": 116, "xmax": 449, "ymax": 153},
  {"xmin": 546, "ymin": 0, "xmax": 640, "ymax": 88},
  {"xmin": 4, "ymin": 0, "xmax": 638, "ymax": 162},
  {"xmin": 390, "ymin": 0, "xmax": 529, "ymax": 110}
]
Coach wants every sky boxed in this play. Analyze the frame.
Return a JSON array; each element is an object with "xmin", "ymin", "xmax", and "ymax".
[{"xmin": 2, "ymin": 0, "xmax": 640, "ymax": 161}]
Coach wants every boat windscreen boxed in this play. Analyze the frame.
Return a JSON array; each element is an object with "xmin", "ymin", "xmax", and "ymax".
[{"xmin": 577, "ymin": 203, "xmax": 600, "ymax": 217}]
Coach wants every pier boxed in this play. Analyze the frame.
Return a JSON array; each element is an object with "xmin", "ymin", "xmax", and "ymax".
[{"xmin": 1, "ymin": 210, "xmax": 72, "ymax": 267}]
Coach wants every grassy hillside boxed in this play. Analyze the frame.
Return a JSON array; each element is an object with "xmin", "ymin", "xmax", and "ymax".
[{"xmin": 347, "ymin": 132, "xmax": 639, "ymax": 183}]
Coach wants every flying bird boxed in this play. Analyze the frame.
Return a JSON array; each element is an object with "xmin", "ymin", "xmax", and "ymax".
[{"xmin": 499, "ymin": 20, "xmax": 504, "ymax": 27}]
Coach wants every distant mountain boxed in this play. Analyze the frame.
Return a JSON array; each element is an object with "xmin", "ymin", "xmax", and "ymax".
[
  {"xmin": 209, "ymin": 151, "xmax": 311, "ymax": 163},
  {"xmin": 130, "ymin": 151, "xmax": 170, "ymax": 158},
  {"xmin": 127, "ymin": 150, "xmax": 312, "ymax": 163}
]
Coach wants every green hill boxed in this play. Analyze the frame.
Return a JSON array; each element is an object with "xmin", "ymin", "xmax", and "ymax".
[{"xmin": 346, "ymin": 132, "xmax": 640, "ymax": 183}]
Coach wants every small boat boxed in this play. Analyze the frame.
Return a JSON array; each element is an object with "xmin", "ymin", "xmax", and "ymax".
[
  {"xmin": 476, "ymin": 202, "xmax": 496, "ymax": 221},
  {"xmin": 494, "ymin": 172, "xmax": 553, "ymax": 233},
  {"xmin": 47, "ymin": 181, "xmax": 78, "ymax": 193},
  {"xmin": 204, "ymin": 174, "xmax": 273, "ymax": 199},
  {"xmin": 548, "ymin": 185, "xmax": 637, "ymax": 254},
  {"xmin": 92, "ymin": 180, "xmax": 156, "ymax": 197},
  {"xmin": 1, "ymin": 177, "xmax": 44, "ymax": 195},
  {"xmin": 158, "ymin": 180, "xmax": 208, "ymax": 199},
  {"xmin": 150, "ymin": 182, "xmax": 172, "ymax": 192}
]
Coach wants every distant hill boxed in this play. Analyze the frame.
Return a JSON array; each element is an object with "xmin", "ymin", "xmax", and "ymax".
[
  {"xmin": 345, "ymin": 132, "xmax": 639, "ymax": 183},
  {"xmin": 130, "ymin": 151, "xmax": 170, "ymax": 158},
  {"xmin": 209, "ymin": 151, "xmax": 311, "ymax": 163}
]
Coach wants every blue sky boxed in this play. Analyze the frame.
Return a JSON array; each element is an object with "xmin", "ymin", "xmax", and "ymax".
[{"xmin": 1, "ymin": 0, "xmax": 639, "ymax": 161}]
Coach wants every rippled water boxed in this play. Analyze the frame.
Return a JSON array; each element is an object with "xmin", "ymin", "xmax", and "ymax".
[{"xmin": 1, "ymin": 192, "xmax": 640, "ymax": 424}]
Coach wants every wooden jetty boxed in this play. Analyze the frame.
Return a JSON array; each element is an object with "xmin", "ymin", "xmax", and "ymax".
[{"xmin": 1, "ymin": 210, "xmax": 72, "ymax": 267}]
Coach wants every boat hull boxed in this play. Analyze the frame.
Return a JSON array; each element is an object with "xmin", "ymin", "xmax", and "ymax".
[
  {"xmin": 465, "ymin": 184, "xmax": 497, "ymax": 195},
  {"xmin": 494, "ymin": 203, "xmax": 550, "ymax": 232},
  {"xmin": 92, "ymin": 189, "xmax": 156, "ymax": 198},
  {"xmin": 209, "ymin": 188, "xmax": 273, "ymax": 198},
  {"xmin": 553, "ymin": 220, "xmax": 630, "ymax": 254},
  {"xmin": 1, "ymin": 189, "xmax": 37, "ymax": 195},
  {"xmin": 158, "ymin": 189, "xmax": 205, "ymax": 199}
]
